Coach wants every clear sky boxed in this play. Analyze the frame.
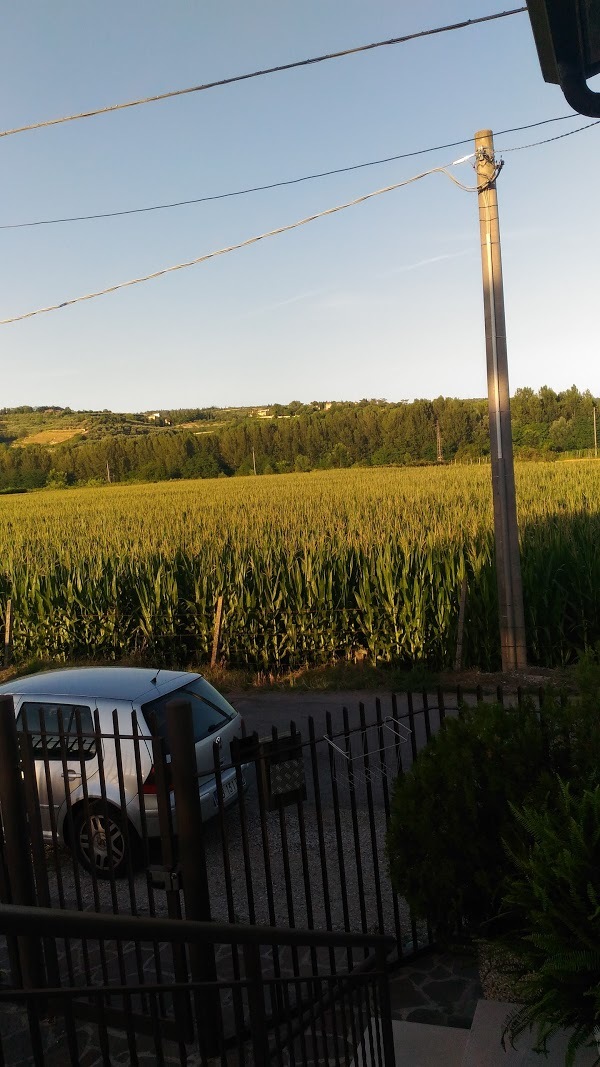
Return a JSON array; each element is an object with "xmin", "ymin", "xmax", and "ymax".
[{"xmin": 1, "ymin": 1, "xmax": 599, "ymax": 411}]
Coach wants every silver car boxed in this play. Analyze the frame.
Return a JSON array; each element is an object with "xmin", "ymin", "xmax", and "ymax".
[{"xmin": 0, "ymin": 666, "xmax": 245, "ymax": 877}]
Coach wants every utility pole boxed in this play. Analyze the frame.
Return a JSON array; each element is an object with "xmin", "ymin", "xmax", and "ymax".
[
  {"xmin": 436, "ymin": 420, "xmax": 443, "ymax": 462},
  {"xmin": 594, "ymin": 405, "xmax": 598, "ymax": 458},
  {"xmin": 252, "ymin": 447, "xmax": 257, "ymax": 475},
  {"xmin": 475, "ymin": 129, "xmax": 527, "ymax": 672},
  {"xmin": 106, "ymin": 460, "xmax": 111, "ymax": 484}
]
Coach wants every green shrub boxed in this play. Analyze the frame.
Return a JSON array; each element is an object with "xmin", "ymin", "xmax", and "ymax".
[
  {"xmin": 499, "ymin": 783, "xmax": 600, "ymax": 1066},
  {"xmin": 386, "ymin": 698, "xmax": 587, "ymax": 938},
  {"xmin": 386, "ymin": 686, "xmax": 600, "ymax": 940}
]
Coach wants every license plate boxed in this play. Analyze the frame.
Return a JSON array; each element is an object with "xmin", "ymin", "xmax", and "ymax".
[{"xmin": 213, "ymin": 778, "xmax": 238, "ymax": 806}]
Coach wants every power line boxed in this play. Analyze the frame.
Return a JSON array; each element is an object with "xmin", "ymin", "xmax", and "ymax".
[
  {"xmin": 501, "ymin": 118, "xmax": 600, "ymax": 151},
  {"xmin": 0, "ymin": 113, "xmax": 580, "ymax": 232},
  {"xmin": 0, "ymin": 159, "xmax": 476, "ymax": 327},
  {"xmin": 0, "ymin": 9, "xmax": 526, "ymax": 140}
]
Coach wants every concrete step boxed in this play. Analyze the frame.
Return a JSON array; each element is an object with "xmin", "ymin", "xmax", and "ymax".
[
  {"xmin": 351, "ymin": 1018, "xmax": 468, "ymax": 1066},
  {"xmin": 462, "ymin": 1000, "xmax": 599, "ymax": 1065}
]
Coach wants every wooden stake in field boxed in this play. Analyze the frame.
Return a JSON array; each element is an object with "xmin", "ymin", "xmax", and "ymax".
[
  {"xmin": 3, "ymin": 598, "xmax": 12, "ymax": 668},
  {"xmin": 211, "ymin": 595, "xmax": 224, "ymax": 668},
  {"xmin": 475, "ymin": 129, "xmax": 527, "ymax": 672},
  {"xmin": 454, "ymin": 576, "xmax": 468, "ymax": 672}
]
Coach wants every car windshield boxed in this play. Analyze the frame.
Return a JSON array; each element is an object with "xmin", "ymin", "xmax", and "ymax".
[{"xmin": 141, "ymin": 677, "xmax": 236, "ymax": 746}]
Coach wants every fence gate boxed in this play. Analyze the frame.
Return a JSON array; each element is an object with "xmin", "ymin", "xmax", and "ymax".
[{"xmin": 0, "ymin": 684, "xmax": 480, "ymax": 1062}]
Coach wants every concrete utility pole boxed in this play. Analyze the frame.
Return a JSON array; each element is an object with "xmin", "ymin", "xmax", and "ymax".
[
  {"xmin": 594, "ymin": 405, "xmax": 598, "ymax": 458},
  {"xmin": 475, "ymin": 129, "xmax": 527, "ymax": 672}
]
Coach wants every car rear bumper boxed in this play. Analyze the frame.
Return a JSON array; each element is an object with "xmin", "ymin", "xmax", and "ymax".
[{"xmin": 129, "ymin": 765, "xmax": 247, "ymax": 839}]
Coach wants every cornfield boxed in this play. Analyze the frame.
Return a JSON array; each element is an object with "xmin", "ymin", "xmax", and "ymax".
[{"xmin": 1, "ymin": 462, "xmax": 599, "ymax": 671}]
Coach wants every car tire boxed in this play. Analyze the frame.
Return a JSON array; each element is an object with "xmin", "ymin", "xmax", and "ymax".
[{"xmin": 73, "ymin": 805, "xmax": 138, "ymax": 879}]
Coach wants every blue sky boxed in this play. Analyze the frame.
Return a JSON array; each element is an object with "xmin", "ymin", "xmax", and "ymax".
[{"xmin": 1, "ymin": 1, "xmax": 599, "ymax": 411}]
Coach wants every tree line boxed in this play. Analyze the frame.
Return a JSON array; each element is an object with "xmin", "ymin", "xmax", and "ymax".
[{"xmin": 0, "ymin": 387, "xmax": 597, "ymax": 491}]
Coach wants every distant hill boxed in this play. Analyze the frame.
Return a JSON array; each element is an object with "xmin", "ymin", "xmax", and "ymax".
[{"xmin": 0, "ymin": 388, "xmax": 597, "ymax": 491}]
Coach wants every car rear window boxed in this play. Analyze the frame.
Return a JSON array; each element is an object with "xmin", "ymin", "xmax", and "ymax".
[
  {"xmin": 141, "ymin": 677, "xmax": 236, "ymax": 747},
  {"xmin": 16, "ymin": 702, "xmax": 96, "ymax": 759}
]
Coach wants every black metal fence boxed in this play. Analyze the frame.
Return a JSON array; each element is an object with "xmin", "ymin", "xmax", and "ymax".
[
  {"xmin": 0, "ymin": 901, "xmax": 396, "ymax": 1066},
  {"xmin": 0, "ymin": 684, "xmax": 527, "ymax": 1063}
]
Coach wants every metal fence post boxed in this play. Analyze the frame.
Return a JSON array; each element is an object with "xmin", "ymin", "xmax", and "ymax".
[
  {"xmin": 375, "ymin": 941, "xmax": 396, "ymax": 1067},
  {"xmin": 243, "ymin": 940, "xmax": 270, "ymax": 1064},
  {"xmin": 0, "ymin": 695, "xmax": 45, "ymax": 989},
  {"xmin": 166, "ymin": 698, "xmax": 220, "ymax": 1054}
]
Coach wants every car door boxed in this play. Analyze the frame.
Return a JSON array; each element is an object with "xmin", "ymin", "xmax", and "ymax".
[{"xmin": 15, "ymin": 699, "xmax": 101, "ymax": 834}]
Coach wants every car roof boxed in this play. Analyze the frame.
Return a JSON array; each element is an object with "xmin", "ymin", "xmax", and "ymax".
[{"xmin": 0, "ymin": 667, "xmax": 198, "ymax": 705}]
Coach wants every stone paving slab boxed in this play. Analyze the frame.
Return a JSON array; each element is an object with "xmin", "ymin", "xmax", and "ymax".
[{"xmin": 388, "ymin": 947, "xmax": 483, "ymax": 1029}]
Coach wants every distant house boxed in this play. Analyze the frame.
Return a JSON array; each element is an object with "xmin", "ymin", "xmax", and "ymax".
[
  {"xmin": 147, "ymin": 412, "xmax": 161, "ymax": 421},
  {"xmin": 253, "ymin": 408, "xmax": 272, "ymax": 419}
]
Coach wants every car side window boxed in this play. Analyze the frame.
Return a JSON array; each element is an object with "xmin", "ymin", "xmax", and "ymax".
[{"xmin": 16, "ymin": 703, "xmax": 96, "ymax": 760}]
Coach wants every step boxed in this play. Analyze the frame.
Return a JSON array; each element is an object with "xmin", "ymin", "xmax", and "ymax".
[
  {"xmin": 462, "ymin": 1000, "xmax": 599, "ymax": 1066},
  {"xmin": 351, "ymin": 1018, "xmax": 468, "ymax": 1066}
]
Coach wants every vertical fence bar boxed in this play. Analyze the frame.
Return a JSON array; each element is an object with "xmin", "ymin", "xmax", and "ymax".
[
  {"xmin": 376, "ymin": 698, "xmax": 403, "ymax": 957},
  {"xmin": 437, "ymin": 686, "xmax": 446, "ymax": 725},
  {"xmin": 110, "ymin": 710, "xmax": 148, "ymax": 1016},
  {"xmin": 131, "ymin": 714, "xmax": 166, "ymax": 1018},
  {"xmin": 38, "ymin": 716, "xmax": 75, "ymax": 985},
  {"xmin": 375, "ymin": 942, "xmax": 396, "ymax": 1067},
  {"xmin": 230, "ymin": 737, "xmax": 256, "ymax": 926},
  {"xmin": 0, "ymin": 807, "xmax": 22, "ymax": 993},
  {"xmin": 150, "ymin": 727, "xmax": 192, "ymax": 1040},
  {"xmin": 422, "ymin": 690, "xmax": 432, "ymax": 743},
  {"xmin": 272, "ymin": 725, "xmax": 304, "ymax": 1058},
  {"xmin": 343, "ymin": 707, "xmax": 368, "ymax": 946},
  {"xmin": 18, "ymin": 725, "xmax": 61, "ymax": 987},
  {"xmin": 359, "ymin": 704, "xmax": 384, "ymax": 936},
  {"xmin": 71, "ymin": 708, "xmax": 115, "ymax": 994},
  {"xmin": 250, "ymin": 736, "xmax": 287, "ymax": 1057},
  {"xmin": 166, "ymin": 699, "xmax": 220, "ymax": 1057},
  {"xmin": 308, "ymin": 717, "xmax": 336, "ymax": 972},
  {"xmin": 26, "ymin": 994, "xmax": 45, "ymax": 1067},
  {"xmin": 243, "ymin": 942, "xmax": 270, "ymax": 1066},
  {"xmin": 325, "ymin": 712, "xmax": 352, "ymax": 969},
  {"xmin": 213, "ymin": 741, "xmax": 247, "ymax": 1058},
  {"xmin": 290, "ymin": 722, "xmax": 315, "ymax": 932},
  {"xmin": 406, "ymin": 691, "xmax": 418, "ymax": 765},
  {"xmin": 0, "ymin": 696, "xmax": 45, "ymax": 990},
  {"xmin": 56, "ymin": 710, "xmax": 93, "ymax": 987}
]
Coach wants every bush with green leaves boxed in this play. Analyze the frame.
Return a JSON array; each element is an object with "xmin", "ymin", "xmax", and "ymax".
[
  {"xmin": 498, "ymin": 782, "xmax": 600, "ymax": 1066},
  {"xmin": 386, "ymin": 680, "xmax": 600, "ymax": 941},
  {"xmin": 386, "ymin": 700, "xmax": 564, "ymax": 938}
]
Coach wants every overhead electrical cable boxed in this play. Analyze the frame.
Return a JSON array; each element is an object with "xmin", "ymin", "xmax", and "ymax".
[
  {"xmin": 501, "ymin": 118, "xmax": 600, "ymax": 151},
  {"xmin": 0, "ymin": 158, "xmax": 479, "ymax": 326},
  {"xmin": 0, "ymin": 113, "xmax": 582, "ymax": 232},
  {"xmin": 0, "ymin": 8, "xmax": 526, "ymax": 140}
]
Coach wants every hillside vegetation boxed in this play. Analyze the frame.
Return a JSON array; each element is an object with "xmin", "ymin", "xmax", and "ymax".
[{"xmin": 0, "ymin": 386, "xmax": 597, "ymax": 491}]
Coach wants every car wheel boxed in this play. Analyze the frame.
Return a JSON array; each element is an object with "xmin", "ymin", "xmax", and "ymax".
[{"xmin": 73, "ymin": 806, "xmax": 135, "ymax": 879}]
